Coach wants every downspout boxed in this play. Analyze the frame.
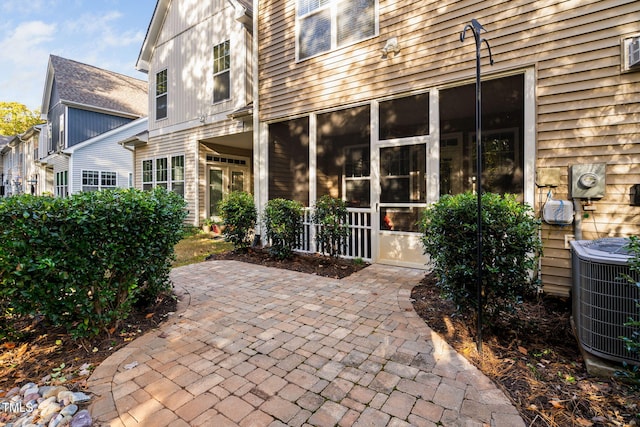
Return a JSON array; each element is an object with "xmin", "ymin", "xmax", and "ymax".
[
  {"xmin": 251, "ymin": 0, "xmax": 261, "ymax": 244},
  {"xmin": 195, "ymin": 137, "xmax": 200, "ymax": 227}
]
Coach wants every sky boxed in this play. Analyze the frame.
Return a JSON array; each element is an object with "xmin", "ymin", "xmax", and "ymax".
[{"xmin": 0, "ymin": 0, "xmax": 157, "ymax": 111}]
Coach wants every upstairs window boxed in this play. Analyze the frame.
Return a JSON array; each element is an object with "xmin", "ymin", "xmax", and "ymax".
[
  {"xmin": 297, "ymin": 0, "xmax": 377, "ymax": 60},
  {"xmin": 213, "ymin": 41, "xmax": 231, "ymax": 102},
  {"xmin": 155, "ymin": 69, "xmax": 167, "ymax": 120}
]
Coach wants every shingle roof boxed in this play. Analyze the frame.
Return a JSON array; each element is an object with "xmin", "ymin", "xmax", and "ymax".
[{"xmin": 49, "ymin": 55, "xmax": 148, "ymax": 117}]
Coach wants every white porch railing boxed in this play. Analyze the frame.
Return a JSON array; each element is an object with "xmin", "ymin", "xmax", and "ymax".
[{"xmin": 297, "ymin": 208, "xmax": 372, "ymax": 261}]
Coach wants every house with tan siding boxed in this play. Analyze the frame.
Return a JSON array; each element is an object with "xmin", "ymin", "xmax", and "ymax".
[
  {"xmin": 134, "ymin": 0, "xmax": 254, "ymax": 226},
  {"xmin": 254, "ymin": 0, "xmax": 640, "ymax": 295}
]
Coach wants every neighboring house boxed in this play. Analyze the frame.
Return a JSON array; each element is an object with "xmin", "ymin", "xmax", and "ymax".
[
  {"xmin": 0, "ymin": 135, "xmax": 12, "ymax": 196},
  {"xmin": 62, "ymin": 117, "xmax": 148, "ymax": 194},
  {"xmin": 133, "ymin": 0, "xmax": 253, "ymax": 225},
  {"xmin": 254, "ymin": 0, "xmax": 640, "ymax": 295},
  {"xmin": 39, "ymin": 55, "xmax": 148, "ymax": 197},
  {"xmin": 0, "ymin": 131, "xmax": 33, "ymax": 197}
]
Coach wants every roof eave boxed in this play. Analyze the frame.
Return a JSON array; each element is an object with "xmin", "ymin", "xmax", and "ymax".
[{"xmin": 136, "ymin": 0, "xmax": 171, "ymax": 72}]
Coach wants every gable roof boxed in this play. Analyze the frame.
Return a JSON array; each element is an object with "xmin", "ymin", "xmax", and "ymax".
[
  {"xmin": 136, "ymin": 0, "xmax": 253, "ymax": 72},
  {"xmin": 0, "ymin": 135, "xmax": 11, "ymax": 152},
  {"xmin": 41, "ymin": 55, "xmax": 148, "ymax": 119}
]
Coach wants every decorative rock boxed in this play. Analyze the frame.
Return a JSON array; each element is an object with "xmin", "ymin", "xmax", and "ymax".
[
  {"xmin": 23, "ymin": 392, "xmax": 40, "ymax": 402},
  {"xmin": 49, "ymin": 413, "xmax": 64, "ymax": 427},
  {"xmin": 19, "ymin": 383, "xmax": 36, "ymax": 393},
  {"xmin": 6, "ymin": 386, "xmax": 21, "ymax": 398},
  {"xmin": 60, "ymin": 404, "xmax": 78, "ymax": 417},
  {"xmin": 22, "ymin": 387, "xmax": 39, "ymax": 397},
  {"xmin": 41, "ymin": 402, "xmax": 62, "ymax": 418},
  {"xmin": 44, "ymin": 387, "xmax": 68, "ymax": 399},
  {"xmin": 57, "ymin": 391, "xmax": 74, "ymax": 404},
  {"xmin": 59, "ymin": 415, "xmax": 74, "ymax": 426},
  {"xmin": 69, "ymin": 393, "xmax": 90, "ymax": 404},
  {"xmin": 0, "ymin": 382, "xmax": 91, "ymax": 427},
  {"xmin": 70, "ymin": 409, "xmax": 92, "ymax": 427}
]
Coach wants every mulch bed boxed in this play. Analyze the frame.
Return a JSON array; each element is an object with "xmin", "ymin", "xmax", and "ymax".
[{"xmin": 412, "ymin": 274, "xmax": 640, "ymax": 427}]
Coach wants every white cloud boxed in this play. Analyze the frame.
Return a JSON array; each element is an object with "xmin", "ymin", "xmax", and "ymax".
[
  {"xmin": 0, "ymin": 21, "xmax": 56, "ymax": 63},
  {"xmin": 0, "ymin": 21, "xmax": 56, "ymax": 109}
]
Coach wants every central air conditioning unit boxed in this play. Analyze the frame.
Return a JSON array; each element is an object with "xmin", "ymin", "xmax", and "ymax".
[{"xmin": 571, "ymin": 238, "xmax": 640, "ymax": 366}]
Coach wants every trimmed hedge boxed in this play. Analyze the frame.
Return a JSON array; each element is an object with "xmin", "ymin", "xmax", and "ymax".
[
  {"xmin": 219, "ymin": 191, "xmax": 257, "ymax": 251},
  {"xmin": 313, "ymin": 195, "xmax": 349, "ymax": 258},
  {"xmin": 263, "ymin": 198, "xmax": 304, "ymax": 260},
  {"xmin": 419, "ymin": 192, "xmax": 542, "ymax": 323},
  {"xmin": 0, "ymin": 188, "xmax": 187, "ymax": 339}
]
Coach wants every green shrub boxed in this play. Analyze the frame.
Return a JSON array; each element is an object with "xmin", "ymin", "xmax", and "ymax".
[
  {"xmin": 263, "ymin": 198, "xmax": 304, "ymax": 260},
  {"xmin": 0, "ymin": 188, "xmax": 187, "ymax": 339},
  {"xmin": 419, "ymin": 192, "xmax": 542, "ymax": 324},
  {"xmin": 219, "ymin": 191, "xmax": 257, "ymax": 250},
  {"xmin": 313, "ymin": 195, "xmax": 349, "ymax": 258},
  {"xmin": 617, "ymin": 236, "xmax": 640, "ymax": 385}
]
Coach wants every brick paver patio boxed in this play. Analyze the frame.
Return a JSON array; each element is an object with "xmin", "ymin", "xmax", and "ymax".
[{"xmin": 88, "ymin": 261, "xmax": 524, "ymax": 426}]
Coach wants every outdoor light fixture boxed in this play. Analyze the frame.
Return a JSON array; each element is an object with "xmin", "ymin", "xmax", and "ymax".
[
  {"xmin": 460, "ymin": 18, "xmax": 494, "ymax": 354},
  {"xmin": 381, "ymin": 37, "xmax": 400, "ymax": 57}
]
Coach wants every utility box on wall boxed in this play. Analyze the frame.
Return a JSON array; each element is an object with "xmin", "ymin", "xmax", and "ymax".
[{"xmin": 570, "ymin": 163, "xmax": 606, "ymax": 199}]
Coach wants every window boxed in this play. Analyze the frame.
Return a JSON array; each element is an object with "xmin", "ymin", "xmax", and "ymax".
[
  {"xmin": 82, "ymin": 170, "xmax": 99, "ymax": 192},
  {"xmin": 155, "ymin": 69, "xmax": 167, "ymax": 120},
  {"xmin": 142, "ymin": 155, "xmax": 185, "ymax": 197},
  {"xmin": 55, "ymin": 171, "xmax": 68, "ymax": 197},
  {"xmin": 171, "ymin": 155, "xmax": 185, "ymax": 197},
  {"xmin": 213, "ymin": 41, "xmax": 230, "ymax": 102},
  {"xmin": 82, "ymin": 170, "xmax": 117, "ymax": 192},
  {"xmin": 142, "ymin": 160, "xmax": 153, "ymax": 191},
  {"xmin": 101, "ymin": 171, "xmax": 117, "ymax": 189},
  {"xmin": 156, "ymin": 158, "xmax": 168, "ymax": 188},
  {"xmin": 297, "ymin": 0, "xmax": 377, "ymax": 60}
]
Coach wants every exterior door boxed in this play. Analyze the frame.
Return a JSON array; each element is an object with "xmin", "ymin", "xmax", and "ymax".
[
  {"xmin": 375, "ymin": 142, "xmax": 430, "ymax": 267},
  {"xmin": 208, "ymin": 166, "xmax": 248, "ymax": 218},
  {"xmin": 209, "ymin": 168, "xmax": 223, "ymax": 217}
]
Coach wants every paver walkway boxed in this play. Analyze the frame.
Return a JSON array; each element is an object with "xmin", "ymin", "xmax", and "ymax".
[{"xmin": 88, "ymin": 261, "xmax": 524, "ymax": 427}]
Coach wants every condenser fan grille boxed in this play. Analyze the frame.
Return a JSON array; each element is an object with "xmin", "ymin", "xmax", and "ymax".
[{"xmin": 571, "ymin": 238, "xmax": 640, "ymax": 366}]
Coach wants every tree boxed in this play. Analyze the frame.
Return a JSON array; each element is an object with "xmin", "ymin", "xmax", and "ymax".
[{"xmin": 0, "ymin": 102, "xmax": 44, "ymax": 136}]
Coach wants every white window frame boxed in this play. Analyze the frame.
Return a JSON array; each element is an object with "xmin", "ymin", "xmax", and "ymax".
[
  {"xmin": 141, "ymin": 155, "xmax": 185, "ymax": 197},
  {"xmin": 171, "ymin": 155, "xmax": 185, "ymax": 197},
  {"xmin": 82, "ymin": 170, "xmax": 118, "ymax": 192},
  {"xmin": 100, "ymin": 171, "xmax": 117, "ymax": 190},
  {"xmin": 55, "ymin": 170, "xmax": 68, "ymax": 197},
  {"xmin": 155, "ymin": 69, "xmax": 168, "ymax": 120},
  {"xmin": 82, "ymin": 170, "xmax": 100, "ymax": 192},
  {"xmin": 296, "ymin": 0, "xmax": 378, "ymax": 61},
  {"xmin": 213, "ymin": 40, "xmax": 231, "ymax": 103}
]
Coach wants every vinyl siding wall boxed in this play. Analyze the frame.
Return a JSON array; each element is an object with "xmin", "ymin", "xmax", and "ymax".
[
  {"xmin": 66, "ymin": 119, "xmax": 143, "ymax": 194},
  {"xmin": 148, "ymin": 0, "xmax": 252, "ymax": 133},
  {"xmin": 258, "ymin": 0, "xmax": 640, "ymax": 296},
  {"xmin": 135, "ymin": 118, "xmax": 249, "ymax": 225}
]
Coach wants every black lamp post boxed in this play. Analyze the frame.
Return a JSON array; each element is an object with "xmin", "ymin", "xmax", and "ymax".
[{"xmin": 460, "ymin": 19, "xmax": 494, "ymax": 353}]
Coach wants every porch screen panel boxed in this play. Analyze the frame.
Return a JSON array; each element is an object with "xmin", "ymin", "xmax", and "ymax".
[
  {"xmin": 379, "ymin": 92, "xmax": 429, "ymax": 140},
  {"xmin": 317, "ymin": 105, "xmax": 370, "ymax": 207},
  {"xmin": 268, "ymin": 117, "xmax": 310, "ymax": 206},
  {"xmin": 439, "ymin": 74, "xmax": 524, "ymax": 198}
]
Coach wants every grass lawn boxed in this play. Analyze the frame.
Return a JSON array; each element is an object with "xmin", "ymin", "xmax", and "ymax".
[{"xmin": 173, "ymin": 228, "xmax": 233, "ymax": 267}]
